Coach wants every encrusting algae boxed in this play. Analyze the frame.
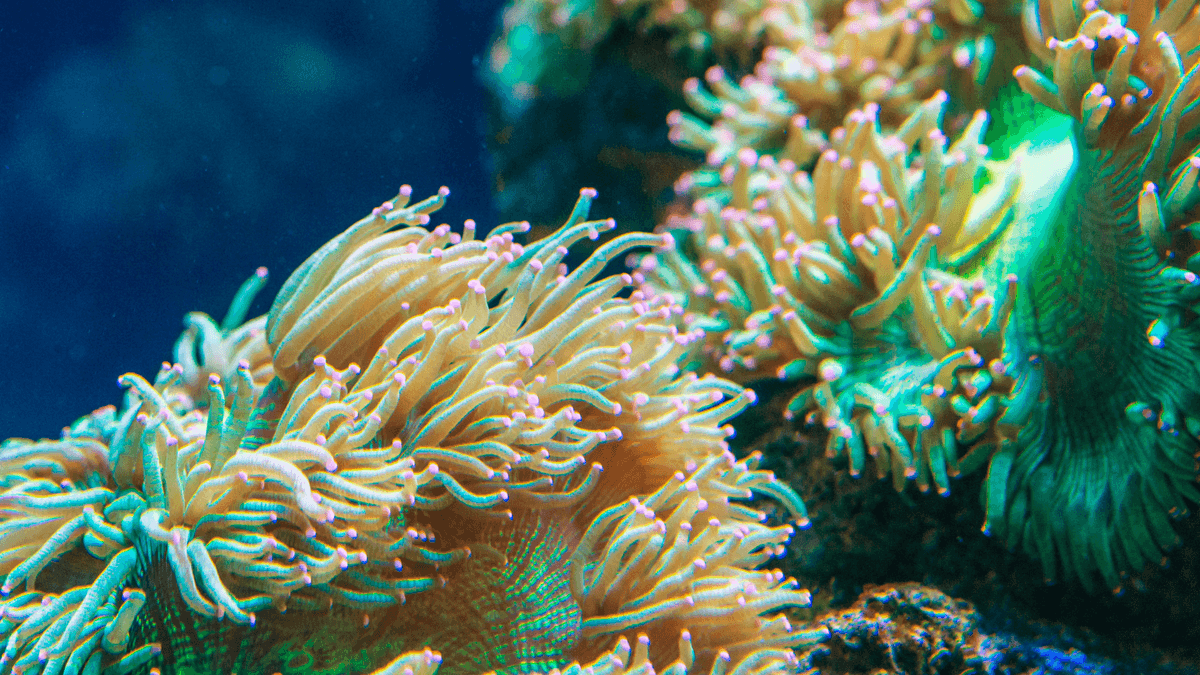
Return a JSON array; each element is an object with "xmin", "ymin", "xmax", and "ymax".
[{"xmin": 0, "ymin": 187, "xmax": 817, "ymax": 674}]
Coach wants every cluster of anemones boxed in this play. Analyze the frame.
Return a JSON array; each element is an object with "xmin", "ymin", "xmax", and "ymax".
[{"xmin": 647, "ymin": 0, "xmax": 1200, "ymax": 594}]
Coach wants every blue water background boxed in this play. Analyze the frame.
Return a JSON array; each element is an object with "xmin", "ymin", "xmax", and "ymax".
[{"xmin": 0, "ymin": 0, "xmax": 504, "ymax": 439}]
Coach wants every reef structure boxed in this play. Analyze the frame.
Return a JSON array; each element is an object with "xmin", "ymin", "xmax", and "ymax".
[
  {"xmin": 0, "ymin": 187, "xmax": 817, "ymax": 674},
  {"xmin": 795, "ymin": 583, "xmax": 1006, "ymax": 673},
  {"xmin": 639, "ymin": 0, "xmax": 1200, "ymax": 594}
]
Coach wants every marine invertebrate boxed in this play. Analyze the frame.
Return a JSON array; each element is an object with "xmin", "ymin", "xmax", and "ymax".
[
  {"xmin": 983, "ymin": 0, "xmax": 1200, "ymax": 592},
  {"xmin": 486, "ymin": 0, "xmax": 771, "ymax": 118},
  {"xmin": 642, "ymin": 91, "xmax": 1021, "ymax": 494},
  {"xmin": 665, "ymin": 0, "xmax": 1025, "ymax": 205},
  {"xmin": 0, "ymin": 186, "xmax": 813, "ymax": 674},
  {"xmin": 645, "ymin": 0, "xmax": 1200, "ymax": 593}
]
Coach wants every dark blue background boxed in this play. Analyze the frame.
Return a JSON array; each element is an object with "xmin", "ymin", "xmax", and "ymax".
[{"xmin": 0, "ymin": 0, "xmax": 504, "ymax": 439}]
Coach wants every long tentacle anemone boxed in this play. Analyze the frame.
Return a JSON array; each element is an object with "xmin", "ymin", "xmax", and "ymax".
[
  {"xmin": 642, "ymin": 91, "xmax": 1023, "ymax": 495},
  {"xmin": 665, "ymin": 0, "xmax": 1025, "ymax": 206},
  {"xmin": 0, "ymin": 187, "xmax": 815, "ymax": 674}
]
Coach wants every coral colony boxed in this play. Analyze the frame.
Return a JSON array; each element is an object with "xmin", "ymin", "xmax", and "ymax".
[{"xmin": 5, "ymin": 0, "xmax": 1200, "ymax": 672}]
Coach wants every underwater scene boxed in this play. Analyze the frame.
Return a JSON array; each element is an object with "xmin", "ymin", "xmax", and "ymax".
[{"xmin": 3, "ymin": 0, "xmax": 1200, "ymax": 672}]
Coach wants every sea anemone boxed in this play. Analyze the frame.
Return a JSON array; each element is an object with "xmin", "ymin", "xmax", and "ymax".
[
  {"xmin": 642, "ymin": 90, "xmax": 1022, "ymax": 494},
  {"xmin": 645, "ymin": 0, "xmax": 1200, "ymax": 593},
  {"xmin": 665, "ymin": 0, "xmax": 1025, "ymax": 203},
  {"xmin": 0, "ymin": 187, "xmax": 813, "ymax": 674},
  {"xmin": 981, "ymin": 0, "xmax": 1200, "ymax": 593},
  {"xmin": 485, "ymin": 0, "xmax": 774, "ymax": 119}
]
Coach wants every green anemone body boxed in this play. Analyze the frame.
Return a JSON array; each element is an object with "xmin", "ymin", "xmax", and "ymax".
[
  {"xmin": 980, "ymin": 88, "xmax": 1200, "ymax": 593},
  {"xmin": 124, "ymin": 514, "xmax": 581, "ymax": 674}
]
